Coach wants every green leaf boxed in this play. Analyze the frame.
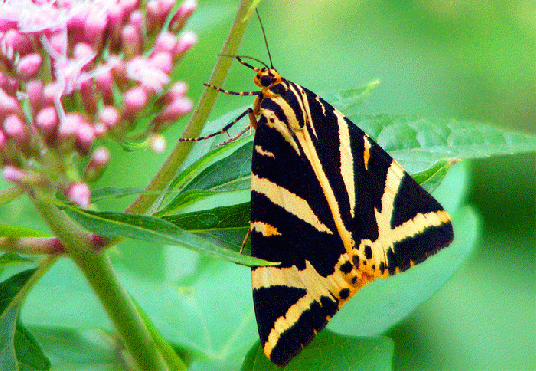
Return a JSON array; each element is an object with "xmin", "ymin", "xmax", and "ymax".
[
  {"xmin": 412, "ymin": 159, "xmax": 458, "ymax": 194},
  {"xmin": 242, "ymin": 331, "xmax": 394, "ymax": 371},
  {"xmin": 328, "ymin": 206, "xmax": 479, "ymax": 336},
  {"xmin": 0, "ymin": 271, "xmax": 50, "ymax": 371},
  {"xmin": 0, "ymin": 225, "xmax": 50, "ymax": 238},
  {"xmin": 352, "ymin": 115, "xmax": 536, "ymax": 173},
  {"xmin": 64, "ymin": 206, "xmax": 274, "ymax": 267},
  {"xmin": 131, "ymin": 299, "xmax": 188, "ymax": 371},
  {"xmin": 320, "ymin": 80, "xmax": 381, "ymax": 115}
]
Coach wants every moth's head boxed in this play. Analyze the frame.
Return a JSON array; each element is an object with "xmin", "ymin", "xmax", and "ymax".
[{"xmin": 254, "ymin": 67, "xmax": 282, "ymax": 89}]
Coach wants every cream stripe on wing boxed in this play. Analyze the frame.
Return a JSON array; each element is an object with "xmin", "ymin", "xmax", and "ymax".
[
  {"xmin": 335, "ymin": 111, "xmax": 356, "ymax": 218},
  {"xmin": 251, "ymin": 173, "xmax": 333, "ymax": 234}
]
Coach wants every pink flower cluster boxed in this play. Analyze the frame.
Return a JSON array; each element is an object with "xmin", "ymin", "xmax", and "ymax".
[{"xmin": 0, "ymin": 0, "xmax": 196, "ymax": 207}]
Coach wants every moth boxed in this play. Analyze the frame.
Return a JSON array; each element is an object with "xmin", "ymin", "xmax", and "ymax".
[{"xmin": 181, "ymin": 12, "xmax": 454, "ymax": 367}]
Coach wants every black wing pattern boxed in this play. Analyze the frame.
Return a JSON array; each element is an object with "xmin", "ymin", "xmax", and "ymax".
[{"xmin": 250, "ymin": 81, "xmax": 453, "ymax": 366}]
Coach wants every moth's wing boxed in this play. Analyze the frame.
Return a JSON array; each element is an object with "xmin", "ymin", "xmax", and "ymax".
[
  {"xmin": 302, "ymin": 87, "xmax": 454, "ymax": 278},
  {"xmin": 250, "ymin": 101, "xmax": 358, "ymax": 366},
  {"xmin": 249, "ymin": 85, "xmax": 453, "ymax": 366}
]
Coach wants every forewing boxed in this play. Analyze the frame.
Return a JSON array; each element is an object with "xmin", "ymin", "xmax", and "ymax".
[{"xmin": 249, "ymin": 83, "xmax": 453, "ymax": 366}]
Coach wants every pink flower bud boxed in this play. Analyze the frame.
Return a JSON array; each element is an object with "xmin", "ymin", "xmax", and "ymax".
[
  {"xmin": 0, "ymin": 88, "xmax": 21, "ymax": 118},
  {"xmin": 147, "ymin": 0, "xmax": 175, "ymax": 34},
  {"xmin": 85, "ymin": 9, "xmax": 108, "ymax": 48},
  {"xmin": 80, "ymin": 79, "xmax": 97, "ymax": 114},
  {"xmin": 43, "ymin": 83, "xmax": 60, "ymax": 107},
  {"xmin": 27, "ymin": 79, "xmax": 44, "ymax": 114},
  {"xmin": 148, "ymin": 133, "xmax": 166, "ymax": 153},
  {"xmin": 127, "ymin": 57, "xmax": 169, "ymax": 92},
  {"xmin": 0, "ymin": 130, "xmax": 6, "ymax": 151},
  {"xmin": 108, "ymin": 55, "xmax": 127, "ymax": 83},
  {"xmin": 120, "ymin": 0, "xmax": 140, "ymax": 16},
  {"xmin": 3, "ymin": 30, "xmax": 32, "ymax": 57},
  {"xmin": 93, "ymin": 122, "xmax": 107, "ymax": 137},
  {"xmin": 99, "ymin": 106, "xmax": 120, "ymax": 129},
  {"xmin": 3, "ymin": 114, "xmax": 29, "ymax": 145},
  {"xmin": 65, "ymin": 182, "xmax": 91, "ymax": 208},
  {"xmin": 74, "ymin": 43, "xmax": 96, "ymax": 70},
  {"xmin": 35, "ymin": 107, "xmax": 58, "ymax": 145},
  {"xmin": 128, "ymin": 10, "xmax": 144, "ymax": 29},
  {"xmin": 17, "ymin": 53, "xmax": 43, "ymax": 80},
  {"xmin": 95, "ymin": 68, "xmax": 114, "ymax": 105},
  {"xmin": 84, "ymin": 146, "xmax": 110, "ymax": 182},
  {"xmin": 59, "ymin": 113, "xmax": 80, "ymax": 141},
  {"xmin": 0, "ymin": 72, "xmax": 19, "ymax": 96},
  {"xmin": 3, "ymin": 166, "xmax": 28, "ymax": 184},
  {"xmin": 164, "ymin": 81, "xmax": 188, "ymax": 103},
  {"xmin": 153, "ymin": 32, "xmax": 177, "ymax": 55},
  {"xmin": 2, "ymin": 166, "xmax": 40, "ymax": 185},
  {"xmin": 150, "ymin": 52, "xmax": 173, "ymax": 74},
  {"xmin": 107, "ymin": 4, "xmax": 125, "ymax": 51},
  {"xmin": 174, "ymin": 31, "xmax": 197, "ymax": 60},
  {"xmin": 76, "ymin": 121, "xmax": 96, "ymax": 156},
  {"xmin": 122, "ymin": 24, "xmax": 142, "ymax": 57},
  {"xmin": 170, "ymin": 0, "xmax": 197, "ymax": 33},
  {"xmin": 123, "ymin": 86, "xmax": 148, "ymax": 117},
  {"xmin": 153, "ymin": 97, "xmax": 192, "ymax": 131}
]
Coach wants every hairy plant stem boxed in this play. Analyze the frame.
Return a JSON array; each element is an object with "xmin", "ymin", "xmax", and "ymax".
[
  {"xmin": 126, "ymin": 0, "xmax": 260, "ymax": 215},
  {"xmin": 31, "ymin": 191, "xmax": 169, "ymax": 371}
]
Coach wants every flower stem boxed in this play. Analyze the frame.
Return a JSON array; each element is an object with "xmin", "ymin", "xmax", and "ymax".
[
  {"xmin": 32, "ymin": 193, "xmax": 169, "ymax": 371},
  {"xmin": 126, "ymin": 0, "xmax": 259, "ymax": 215}
]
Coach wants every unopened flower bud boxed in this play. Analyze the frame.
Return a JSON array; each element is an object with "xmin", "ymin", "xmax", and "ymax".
[
  {"xmin": 3, "ymin": 114, "xmax": 30, "ymax": 151},
  {"xmin": 84, "ymin": 146, "xmax": 110, "ymax": 182},
  {"xmin": 99, "ymin": 106, "xmax": 120, "ymax": 130},
  {"xmin": 174, "ymin": 31, "xmax": 197, "ymax": 61},
  {"xmin": 3, "ymin": 166, "xmax": 39, "ymax": 186},
  {"xmin": 75, "ymin": 121, "xmax": 96, "ymax": 156},
  {"xmin": 153, "ymin": 32, "xmax": 177, "ymax": 55},
  {"xmin": 0, "ymin": 72, "xmax": 18, "ymax": 96},
  {"xmin": 122, "ymin": 24, "xmax": 142, "ymax": 58},
  {"xmin": 85, "ymin": 9, "xmax": 108, "ymax": 49},
  {"xmin": 123, "ymin": 86, "xmax": 148, "ymax": 118},
  {"xmin": 150, "ymin": 52, "xmax": 173, "ymax": 74},
  {"xmin": 148, "ymin": 133, "xmax": 166, "ymax": 153},
  {"xmin": 17, "ymin": 53, "xmax": 43, "ymax": 80},
  {"xmin": 164, "ymin": 81, "xmax": 188, "ymax": 104},
  {"xmin": 169, "ymin": 0, "xmax": 197, "ymax": 33},
  {"xmin": 35, "ymin": 107, "xmax": 58, "ymax": 145},
  {"xmin": 0, "ymin": 88, "xmax": 22, "ymax": 118},
  {"xmin": 153, "ymin": 97, "xmax": 192, "ymax": 131},
  {"xmin": 80, "ymin": 79, "xmax": 97, "ymax": 114},
  {"xmin": 27, "ymin": 80, "xmax": 44, "ymax": 115},
  {"xmin": 65, "ymin": 182, "xmax": 91, "ymax": 208}
]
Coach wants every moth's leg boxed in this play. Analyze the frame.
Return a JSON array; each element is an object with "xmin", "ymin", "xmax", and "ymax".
[{"xmin": 239, "ymin": 225, "xmax": 253, "ymax": 254}]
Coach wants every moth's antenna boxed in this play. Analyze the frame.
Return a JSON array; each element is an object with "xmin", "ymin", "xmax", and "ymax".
[{"xmin": 255, "ymin": 9, "xmax": 273, "ymax": 68}]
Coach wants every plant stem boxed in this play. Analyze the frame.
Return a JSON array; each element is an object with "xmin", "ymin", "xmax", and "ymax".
[
  {"xmin": 32, "ymin": 194, "xmax": 168, "ymax": 371},
  {"xmin": 126, "ymin": 0, "xmax": 259, "ymax": 215}
]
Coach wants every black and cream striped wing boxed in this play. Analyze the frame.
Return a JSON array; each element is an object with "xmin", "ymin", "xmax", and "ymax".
[{"xmin": 250, "ymin": 82, "xmax": 453, "ymax": 366}]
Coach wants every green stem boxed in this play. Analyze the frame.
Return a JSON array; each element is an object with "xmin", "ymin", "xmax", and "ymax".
[
  {"xmin": 32, "ymin": 194, "xmax": 168, "ymax": 371},
  {"xmin": 126, "ymin": 0, "xmax": 259, "ymax": 215}
]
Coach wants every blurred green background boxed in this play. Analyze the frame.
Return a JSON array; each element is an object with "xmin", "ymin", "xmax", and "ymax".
[
  {"xmin": 162, "ymin": 1, "xmax": 534, "ymax": 369},
  {"xmin": 4, "ymin": 0, "xmax": 533, "ymax": 369}
]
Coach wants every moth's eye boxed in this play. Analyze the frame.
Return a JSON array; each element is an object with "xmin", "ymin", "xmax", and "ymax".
[{"xmin": 260, "ymin": 75, "xmax": 272, "ymax": 87}]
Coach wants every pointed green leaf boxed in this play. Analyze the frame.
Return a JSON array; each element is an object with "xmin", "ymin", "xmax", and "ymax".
[
  {"xmin": 0, "ymin": 270, "xmax": 50, "ymax": 371},
  {"xmin": 242, "ymin": 331, "xmax": 394, "ymax": 371},
  {"xmin": 64, "ymin": 206, "xmax": 275, "ymax": 267},
  {"xmin": 0, "ymin": 225, "xmax": 50, "ymax": 238}
]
